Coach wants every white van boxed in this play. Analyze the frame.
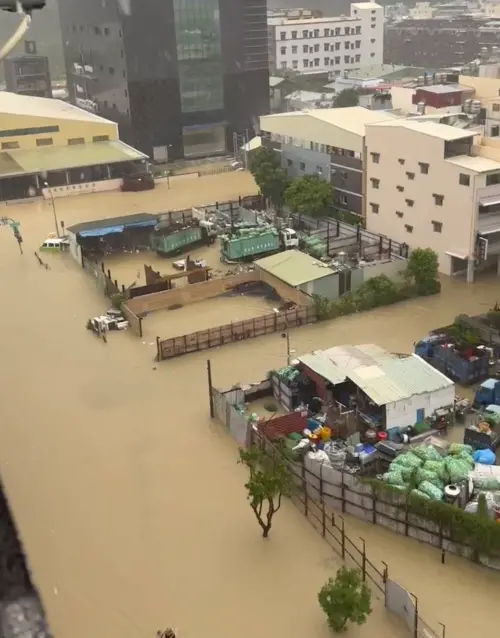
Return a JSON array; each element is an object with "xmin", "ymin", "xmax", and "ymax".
[{"xmin": 40, "ymin": 235, "xmax": 70, "ymax": 252}]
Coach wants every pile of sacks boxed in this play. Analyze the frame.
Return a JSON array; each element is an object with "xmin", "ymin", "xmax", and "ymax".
[{"xmin": 382, "ymin": 443, "xmax": 475, "ymax": 501}]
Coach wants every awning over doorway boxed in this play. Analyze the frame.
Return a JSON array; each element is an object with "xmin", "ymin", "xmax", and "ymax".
[
  {"xmin": 445, "ymin": 250, "xmax": 468, "ymax": 260},
  {"xmin": 479, "ymin": 195, "xmax": 500, "ymax": 207},
  {"xmin": 0, "ymin": 141, "xmax": 147, "ymax": 178}
]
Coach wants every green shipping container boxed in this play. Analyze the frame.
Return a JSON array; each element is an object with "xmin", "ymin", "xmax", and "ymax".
[
  {"xmin": 151, "ymin": 227, "xmax": 203, "ymax": 254},
  {"xmin": 222, "ymin": 231, "xmax": 280, "ymax": 260}
]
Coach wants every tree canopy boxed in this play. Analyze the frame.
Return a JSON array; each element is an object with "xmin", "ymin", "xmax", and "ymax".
[
  {"xmin": 249, "ymin": 146, "xmax": 289, "ymax": 209},
  {"xmin": 334, "ymin": 88, "xmax": 360, "ymax": 108},
  {"xmin": 318, "ymin": 567, "xmax": 372, "ymax": 633},
  {"xmin": 285, "ymin": 174, "xmax": 333, "ymax": 217},
  {"xmin": 405, "ymin": 247, "xmax": 440, "ymax": 295},
  {"xmin": 238, "ymin": 445, "xmax": 293, "ymax": 538}
]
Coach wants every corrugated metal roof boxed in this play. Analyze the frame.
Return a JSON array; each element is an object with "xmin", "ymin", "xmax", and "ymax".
[
  {"xmin": 255, "ymin": 249, "xmax": 334, "ymax": 287},
  {"xmin": 300, "ymin": 344, "xmax": 453, "ymax": 406}
]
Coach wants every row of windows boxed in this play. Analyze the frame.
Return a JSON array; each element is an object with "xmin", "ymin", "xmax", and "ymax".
[
  {"xmin": 266, "ymin": 133, "xmax": 360, "ymax": 159},
  {"xmin": 279, "ymin": 40, "xmax": 362, "ymax": 54},
  {"xmin": 0, "ymin": 135, "xmax": 110, "ymax": 151},
  {"xmin": 0, "ymin": 125, "xmax": 59, "ymax": 138},
  {"xmin": 286, "ymin": 158, "xmax": 324, "ymax": 173},
  {"xmin": 370, "ymin": 205, "xmax": 443, "ymax": 233},
  {"xmin": 71, "ymin": 25, "xmax": 121, "ymax": 38},
  {"xmin": 282, "ymin": 54, "xmax": 365, "ymax": 69},
  {"xmin": 280, "ymin": 25, "xmax": 362, "ymax": 39}
]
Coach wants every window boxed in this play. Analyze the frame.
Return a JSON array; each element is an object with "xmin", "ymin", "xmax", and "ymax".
[
  {"xmin": 370, "ymin": 178, "xmax": 380, "ymax": 189},
  {"xmin": 303, "ymin": 44, "xmax": 308, "ymax": 53},
  {"xmin": 109, "ymin": 66, "xmax": 115, "ymax": 74},
  {"xmin": 370, "ymin": 53, "xmax": 375, "ymax": 57},
  {"xmin": 419, "ymin": 162, "xmax": 429, "ymax": 174},
  {"xmin": 291, "ymin": 31, "xmax": 297, "ymax": 39},
  {"xmin": 93, "ymin": 135, "xmax": 109, "ymax": 142},
  {"xmin": 314, "ymin": 29, "xmax": 319, "ymax": 37},
  {"xmin": 94, "ymin": 26, "xmax": 101, "ymax": 35},
  {"xmin": 356, "ymin": 26, "xmax": 361, "ymax": 34},
  {"xmin": 406, "ymin": 171, "xmax": 415, "ymax": 180},
  {"xmin": 405, "ymin": 198, "xmax": 414, "ymax": 207},
  {"xmin": 324, "ymin": 43, "xmax": 329, "ymax": 51},
  {"xmin": 292, "ymin": 60, "xmax": 298, "ymax": 69},
  {"xmin": 486, "ymin": 172, "xmax": 500, "ymax": 185},
  {"xmin": 339, "ymin": 171, "xmax": 348, "ymax": 180},
  {"xmin": 335, "ymin": 28, "xmax": 341, "ymax": 35},
  {"xmin": 433, "ymin": 193, "xmax": 444, "ymax": 206},
  {"xmin": 287, "ymin": 159, "xmax": 293, "ymax": 167},
  {"xmin": 338, "ymin": 194, "xmax": 348, "ymax": 205},
  {"xmin": 300, "ymin": 161, "xmax": 306, "ymax": 171},
  {"xmin": 344, "ymin": 55, "xmax": 350, "ymax": 63},
  {"xmin": 345, "ymin": 41, "xmax": 350, "ymax": 49},
  {"xmin": 36, "ymin": 138, "xmax": 53, "ymax": 146},
  {"xmin": 280, "ymin": 46, "xmax": 286, "ymax": 54},
  {"xmin": 371, "ymin": 152, "xmax": 380, "ymax": 163},
  {"xmin": 68, "ymin": 137, "xmax": 85, "ymax": 145},
  {"xmin": 355, "ymin": 54, "xmax": 360, "ymax": 62},
  {"xmin": 324, "ymin": 57, "xmax": 329, "ymax": 65},
  {"xmin": 302, "ymin": 30, "xmax": 308, "ymax": 38},
  {"xmin": 396, "ymin": 211, "xmax": 404, "ymax": 218},
  {"xmin": 493, "ymin": 103, "xmax": 500, "ymax": 112},
  {"xmin": 344, "ymin": 26, "xmax": 350, "ymax": 35},
  {"xmin": 316, "ymin": 165, "xmax": 323, "ymax": 174},
  {"xmin": 355, "ymin": 40, "xmax": 361, "ymax": 48},
  {"xmin": 0, "ymin": 125, "xmax": 59, "ymax": 138},
  {"xmin": 492, "ymin": 126, "xmax": 500, "ymax": 137},
  {"xmin": 397, "ymin": 185, "xmax": 404, "ymax": 192},
  {"xmin": 335, "ymin": 42, "xmax": 340, "ymax": 50},
  {"xmin": 104, "ymin": 27, "xmax": 110, "ymax": 36},
  {"xmin": 292, "ymin": 45, "xmax": 297, "ymax": 53},
  {"xmin": 314, "ymin": 58, "xmax": 320, "ymax": 66},
  {"xmin": 398, "ymin": 158, "xmax": 405, "ymax": 165},
  {"xmin": 303, "ymin": 59, "xmax": 309, "ymax": 68},
  {"xmin": 335, "ymin": 56, "xmax": 340, "ymax": 64},
  {"xmin": 324, "ymin": 28, "xmax": 330, "ymax": 37},
  {"xmin": 314, "ymin": 43, "xmax": 320, "ymax": 52},
  {"xmin": 370, "ymin": 202, "xmax": 379, "ymax": 214},
  {"xmin": 371, "ymin": 24, "xmax": 376, "ymax": 28},
  {"xmin": 459, "ymin": 173, "xmax": 470, "ymax": 186},
  {"xmin": 371, "ymin": 16, "xmax": 377, "ymax": 21},
  {"xmin": 371, "ymin": 38, "xmax": 376, "ymax": 43},
  {"xmin": 432, "ymin": 221, "xmax": 443, "ymax": 233},
  {"xmin": 1, "ymin": 141, "xmax": 19, "ymax": 149},
  {"xmin": 280, "ymin": 32, "xmax": 286, "ymax": 40},
  {"xmin": 405, "ymin": 224, "xmax": 414, "ymax": 233},
  {"xmin": 281, "ymin": 62, "xmax": 287, "ymax": 69}
]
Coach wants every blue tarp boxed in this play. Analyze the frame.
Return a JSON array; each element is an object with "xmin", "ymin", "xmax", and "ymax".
[
  {"xmin": 473, "ymin": 448, "xmax": 496, "ymax": 465},
  {"xmin": 80, "ymin": 225, "xmax": 124, "ymax": 238}
]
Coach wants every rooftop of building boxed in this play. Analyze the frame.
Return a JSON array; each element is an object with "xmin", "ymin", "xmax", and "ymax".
[
  {"xmin": 445, "ymin": 154, "xmax": 500, "ymax": 172},
  {"xmin": 416, "ymin": 83, "xmax": 465, "ymax": 93},
  {"xmin": 262, "ymin": 106, "xmax": 400, "ymax": 137},
  {"xmin": 352, "ymin": 2, "xmax": 382, "ymax": 8},
  {"xmin": 367, "ymin": 118, "xmax": 475, "ymax": 141},
  {"xmin": 0, "ymin": 141, "xmax": 147, "ymax": 178},
  {"xmin": 0, "ymin": 91, "xmax": 111, "ymax": 124},
  {"xmin": 255, "ymin": 249, "xmax": 334, "ymax": 287},
  {"xmin": 67, "ymin": 213, "xmax": 158, "ymax": 236},
  {"xmin": 281, "ymin": 15, "xmax": 358, "ymax": 24},
  {"xmin": 285, "ymin": 89, "xmax": 334, "ymax": 102},
  {"xmin": 298, "ymin": 343, "xmax": 453, "ymax": 406}
]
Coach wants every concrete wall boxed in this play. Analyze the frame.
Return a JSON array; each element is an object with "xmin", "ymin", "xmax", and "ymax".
[
  {"xmin": 299, "ymin": 273, "xmax": 339, "ymax": 300},
  {"xmin": 361, "ymin": 258, "xmax": 406, "ymax": 283},
  {"xmin": 43, "ymin": 178, "xmax": 123, "ymax": 199},
  {"xmin": 126, "ymin": 271, "xmax": 259, "ymax": 314},
  {"xmin": 280, "ymin": 143, "xmax": 331, "ymax": 180}
]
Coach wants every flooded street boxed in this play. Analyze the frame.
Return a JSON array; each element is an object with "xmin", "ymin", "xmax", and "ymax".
[{"xmin": 0, "ymin": 181, "xmax": 499, "ymax": 638}]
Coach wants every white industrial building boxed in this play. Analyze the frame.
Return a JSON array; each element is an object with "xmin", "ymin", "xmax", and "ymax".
[
  {"xmin": 298, "ymin": 344, "xmax": 455, "ymax": 430},
  {"xmin": 268, "ymin": 2, "xmax": 383, "ymax": 76}
]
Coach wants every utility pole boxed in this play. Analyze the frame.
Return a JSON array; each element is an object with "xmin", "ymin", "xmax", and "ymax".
[{"xmin": 44, "ymin": 181, "xmax": 59, "ymax": 236}]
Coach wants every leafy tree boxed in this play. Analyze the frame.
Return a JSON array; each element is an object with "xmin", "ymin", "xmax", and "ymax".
[
  {"xmin": 405, "ymin": 247, "xmax": 440, "ymax": 296},
  {"xmin": 238, "ymin": 445, "xmax": 293, "ymax": 538},
  {"xmin": 249, "ymin": 147, "xmax": 289, "ymax": 210},
  {"xmin": 334, "ymin": 89, "xmax": 360, "ymax": 108},
  {"xmin": 318, "ymin": 567, "xmax": 372, "ymax": 633},
  {"xmin": 285, "ymin": 174, "xmax": 333, "ymax": 217}
]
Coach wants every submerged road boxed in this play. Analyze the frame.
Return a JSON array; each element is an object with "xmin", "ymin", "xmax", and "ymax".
[{"xmin": 0, "ymin": 184, "xmax": 499, "ymax": 637}]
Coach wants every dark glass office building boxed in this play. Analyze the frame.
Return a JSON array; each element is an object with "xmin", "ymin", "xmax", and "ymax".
[{"xmin": 58, "ymin": 0, "xmax": 270, "ymax": 159}]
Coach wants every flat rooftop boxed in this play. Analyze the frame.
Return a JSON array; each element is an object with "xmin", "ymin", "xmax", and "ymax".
[
  {"xmin": 0, "ymin": 91, "xmax": 111, "ymax": 123},
  {"xmin": 255, "ymin": 249, "xmax": 334, "ymax": 287},
  {"xmin": 445, "ymin": 154, "xmax": 500, "ymax": 172},
  {"xmin": 368, "ymin": 118, "xmax": 475, "ymax": 141}
]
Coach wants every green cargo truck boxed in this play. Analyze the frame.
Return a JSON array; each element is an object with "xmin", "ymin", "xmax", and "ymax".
[
  {"xmin": 151, "ymin": 221, "xmax": 216, "ymax": 256},
  {"xmin": 220, "ymin": 227, "xmax": 298, "ymax": 262}
]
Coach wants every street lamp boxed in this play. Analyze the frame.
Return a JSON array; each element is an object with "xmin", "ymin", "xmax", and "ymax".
[
  {"xmin": 43, "ymin": 181, "xmax": 60, "ymax": 237},
  {"xmin": 273, "ymin": 308, "xmax": 295, "ymax": 366}
]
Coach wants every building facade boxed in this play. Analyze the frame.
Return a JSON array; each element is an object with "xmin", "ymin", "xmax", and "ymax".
[
  {"xmin": 58, "ymin": 0, "xmax": 270, "ymax": 159},
  {"xmin": 3, "ymin": 41, "xmax": 52, "ymax": 98},
  {"xmin": 260, "ymin": 106, "xmax": 398, "ymax": 216},
  {"xmin": 364, "ymin": 119, "xmax": 500, "ymax": 281},
  {"xmin": 384, "ymin": 16, "xmax": 500, "ymax": 68},
  {"xmin": 268, "ymin": 2, "xmax": 383, "ymax": 76}
]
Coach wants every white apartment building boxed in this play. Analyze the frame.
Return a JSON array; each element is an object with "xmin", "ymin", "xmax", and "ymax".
[
  {"xmin": 268, "ymin": 2, "xmax": 383, "ymax": 76},
  {"xmin": 365, "ymin": 119, "xmax": 500, "ymax": 282}
]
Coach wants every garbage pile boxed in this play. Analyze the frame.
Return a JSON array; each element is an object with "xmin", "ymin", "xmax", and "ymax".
[{"xmin": 382, "ymin": 443, "xmax": 475, "ymax": 501}]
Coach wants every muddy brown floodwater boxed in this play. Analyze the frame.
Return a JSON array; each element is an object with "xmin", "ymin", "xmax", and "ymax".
[{"xmin": 0, "ymin": 179, "xmax": 499, "ymax": 638}]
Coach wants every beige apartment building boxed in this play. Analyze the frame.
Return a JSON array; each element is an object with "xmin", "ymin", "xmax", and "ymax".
[{"xmin": 364, "ymin": 119, "xmax": 500, "ymax": 282}]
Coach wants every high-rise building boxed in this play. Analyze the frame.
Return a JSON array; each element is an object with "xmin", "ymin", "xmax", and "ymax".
[
  {"xmin": 4, "ymin": 41, "xmax": 52, "ymax": 98},
  {"xmin": 57, "ymin": 0, "xmax": 270, "ymax": 159}
]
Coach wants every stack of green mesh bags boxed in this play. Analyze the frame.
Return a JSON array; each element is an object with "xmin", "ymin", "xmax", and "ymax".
[{"xmin": 382, "ymin": 443, "xmax": 475, "ymax": 501}]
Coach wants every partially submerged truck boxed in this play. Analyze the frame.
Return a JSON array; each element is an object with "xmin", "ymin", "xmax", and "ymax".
[
  {"xmin": 151, "ymin": 219, "xmax": 216, "ymax": 257},
  {"xmin": 220, "ymin": 226, "xmax": 298, "ymax": 262}
]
